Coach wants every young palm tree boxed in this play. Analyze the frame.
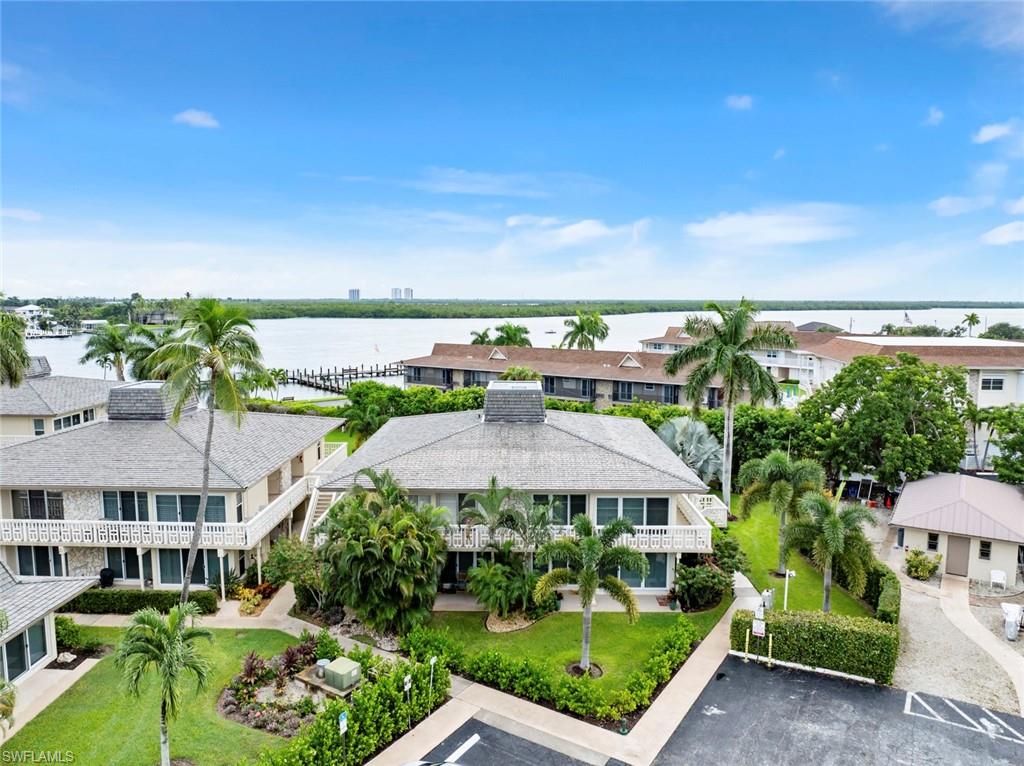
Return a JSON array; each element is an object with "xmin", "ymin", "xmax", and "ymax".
[
  {"xmin": 150, "ymin": 298, "xmax": 265, "ymax": 603},
  {"xmin": 663, "ymin": 299, "xmax": 794, "ymax": 516},
  {"xmin": 738, "ymin": 451, "xmax": 825, "ymax": 576},
  {"xmin": 534, "ymin": 515, "xmax": 648, "ymax": 672},
  {"xmin": 963, "ymin": 312, "xmax": 981, "ymax": 337},
  {"xmin": 461, "ymin": 476, "xmax": 529, "ymax": 537},
  {"xmin": 560, "ymin": 310, "xmax": 609, "ymax": 350},
  {"xmin": 783, "ymin": 486, "xmax": 875, "ymax": 613},
  {"xmin": 345, "ymin": 467, "xmax": 408, "ymax": 514},
  {"xmin": 80, "ymin": 322, "xmax": 133, "ymax": 380},
  {"xmin": 656, "ymin": 416, "xmax": 723, "ymax": 484},
  {"xmin": 342, "ymin": 400, "xmax": 388, "ymax": 447},
  {"xmin": 498, "ymin": 365, "xmax": 542, "ymax": 381},
  {"xmin": 127, "ymin": 324, "xmax": 176, "ymax": 380},
  {"xmin": 493, "ymin": 323, "xmax": 532, "ymax": 347},
  {"xmin": 0, "ymin": 313, "xmax": 30, "ymax": 386},
  {"xmin": 470, "ymin": 328, "xmax": 493, "ymax": 345},
  {"xmin": 114, "ymin": 603, "xmax": 212, "ymax": 766}
]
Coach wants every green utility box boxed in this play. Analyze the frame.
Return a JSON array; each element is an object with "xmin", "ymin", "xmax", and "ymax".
[{"xmin": 324, "ymin": 656, "xmax": 361, "ymax": 692}]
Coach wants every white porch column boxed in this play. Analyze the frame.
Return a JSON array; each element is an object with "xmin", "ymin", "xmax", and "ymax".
[
  {"xmin": 136, "ymin": 547, "xmax": 146, "ymax": 591},
  {"xmin": 58, "ymin": 546, "xmax": 68, "ymax": 578},
  {"xmin": 256, "ymin": 542, "xmax": 263, "ymax": 584},
  {"xmin": 217, "ymin": 549, "xmax": 226, "ymax": 601}
]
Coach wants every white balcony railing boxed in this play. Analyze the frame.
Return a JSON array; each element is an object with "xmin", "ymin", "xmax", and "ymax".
[
  {"xmin": 0, "ymin": 517, "xmax": 250, "ymax": 550},
  {"xmin": 680, "ymin": 493, "xmax": 728, "ymax": 528},
  {"xmin": 442, "ymin": 523, "xmax": 712, "ymax": 552}
]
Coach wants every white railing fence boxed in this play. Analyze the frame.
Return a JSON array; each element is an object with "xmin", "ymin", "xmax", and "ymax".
[{"xmin": 442, "ymin": 523, "xmax": 711, "ymax": 552}]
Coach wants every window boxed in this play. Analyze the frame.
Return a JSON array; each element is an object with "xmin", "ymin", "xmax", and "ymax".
[
  {"xmin": 594, "ymin": 497, "xmax": 671, "ymax": 526},
  {"xmin": 979, "ymin": 540, "xmax": 992, "ymax": 561},
  {"xmin": 620, "ymin": 553, "xmax": 668, "ymax": 589},
  {"xmin": 17, "ymin": 546, "xmax": 63, "ymax": 577},
  {"xmin": 662, "ymin": 385, "xmax": 678, "ymax": 405},
  {"xmin": 543, "ymin": 376, "xmax": 556, "ymax": 395},
  {"xmin": 650, "ymin": 343, "xmax": 663, "ymax": 350},
  {"xmin": 596, "ymin": 497, "xmax": 619, "ymax": 525},
  {"xmin": 13, "ymin": 490, "xmax": 63, "ymax": 520},
  {"xmin": 3, "ymin": 631, "xmax": 28, "ymax": 681},
  {"xmin": 927, "ymin": 532, "xmax": 939, "ymax": 552},
  {"xmin": 83, "ymin": 408, "xmax": 95, "ymax": 423},
  {"xmin": 102, "ymin": 491, "xmax": 149, "ymax": 521},
  {"xmin": 154, "ymin": 493, "xmax": 226, "ymax": 523},
  {"xmin": 71, "ymin": 413, "xmax": 81, "ymax": 426},
  {"xmin": 766, "ymin": 350, "xmax": 779, "ymax": 360},
  {"xmin": 580, "ymin": 379, "xmax": 595, "ymax": 399},
  {"xmin": 613, "ymin": 381, "xmax": 633, "ymax": 402},
  {"xmin": 32, "ymin": 418, "xmax": 45, "ymax": 436},
  {"xmin": 407, "ymin": 366, "xmax": 422, "ymax": 383},
  {"xmin": 534, "ymin": 494, "xmax": 585, "ymax": 525},
  {"xmin": 981, "ymin": 377, "xmax": 1004, "ymax": 391},
  {"xmin": 644, "ymin": 383, "xmax": 655, "ymax": 391}
]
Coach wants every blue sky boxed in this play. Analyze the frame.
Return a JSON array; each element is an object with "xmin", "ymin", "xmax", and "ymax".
[{"xmin": 2, "ymin": 1, "xmax": 1022, "ymax": 300}]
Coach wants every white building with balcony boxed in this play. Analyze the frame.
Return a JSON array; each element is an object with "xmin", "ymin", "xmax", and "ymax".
[
  {"xmin": 312, "ymin": 380, "xmax": 726, "ymax": 593},
  {"xmin": 0, "ymin": 381, "xmax": 345, "ymax": 591}
]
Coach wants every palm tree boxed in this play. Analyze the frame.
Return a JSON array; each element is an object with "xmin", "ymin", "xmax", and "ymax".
[
  {"xmin": 963, "ymin": 312, "xmax": 981, "ymax": 337},
  {"xmin": 493, "ymin": 323, "xmax": 532, "ymax": 347},
  {"xmin": 656, "ymin": 416, "xmax": 723, "ymax": 484},
  {"xmin": 461, "ymin": 476, "xmax": 529, "ymax": 537},
  {"xmin": 80, "ymin": 323, "xmax": 132, "ymax": 380},
  {"xmin": 127, "ymin": 324, "xmax": 176, "ymax": 380},
  {"xmin": 342, "ymin": 400, "xmax": 388, "ymax": 447},
  {"xmin": 470, "ymin": 328, "xmax": 493, "ymax": 345},
  {"xmin": 782, "ymin": 486, "xmax": 874, "ymax": 613},
  {"xmin": 499, "ymin": 365, "xmax": 542, "ymax": 381},
  {"xmin": 534, "ymin": 515, "xmax": 648, "ymax": 672},
  {"xmin": 663, "ymin": 299, "xmax": 794, "ymax": 517},
  {"xmin": 150, "ymin": 298, "xmax": 265, "ymax": 603},
  {"xmin": 0, "ymin": 313, "xmax": 30, "ymax": 386},
  {"xmin": 560, "ymin": 310, "xmax": 609, "ymax": 350},
  {"xmin": 345, "ymin": 467, "xmax": 407, "ymax": 514},
  {"xmin": 114, "ymin": 603, "xmax": 212, "ymax": 766},
  {"xmin": 738, "ymin": 451, "xmax": 825, "ymax": 576}
]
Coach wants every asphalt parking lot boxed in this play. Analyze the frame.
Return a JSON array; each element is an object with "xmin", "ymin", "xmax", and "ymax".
[
  {"xmin": 654, "ymin": 655, "xmax": 1024, "ymax": 766},
  {"xmin": 418, "ymin": 719, "xmax": 593, "ymax": 766}
]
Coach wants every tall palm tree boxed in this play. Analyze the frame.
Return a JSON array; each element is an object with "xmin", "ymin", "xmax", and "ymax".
[
  {"xmin": 0, "ymin": 313, "xmax": 30, "ymax": 386},
  {"xmin": 534, "ymin": 515, "xmax": 648, "ymax": 672},
  {"xmin": 963, "ymin": 312, "xmax": 981, "ymax": 337},
  {"xmin": 150, "ymin": 298, "xmax": 265, "ymax": 603},
  {"xmin": 663, "ymin": 299, "xmax": 794, "ymax": 517},
  {"xmin": 461, "ymin": 476, "xmax": 530, "ymax": 537},
  {"xmin": 114, "ymin": 603, "xmax": 212, "ymax": 766},
  {"xmin": 560, "ymin": 310, "xmax": 609, "ymax": 350},
  {"xmin": 656, "ymin": 416, "xmax": 723, "ymax": 484},
  {"xmin": 738, "ymin": 451, "xmax": 825, "ymax": 576},
  {"xmin": 342, "ymin": 400, "xmax": 388, "ymax": 447},
  {"xmin": 80, "ymin": 322, "xmax": 132, "ymax": 380},
  {"xmin": 470, "ymin": 328, "xmax": 493, "ymax": 345},
  {"xmin": 127, "ymin": 324, "xmax": 176, "ymax": 380},
  {"xmin": 783, "ymin": 485, "xmax": 874, "ymax": 613},
  {"xmin": 493, "ymin": 323, "xmax": 532, "ymax": 347}
]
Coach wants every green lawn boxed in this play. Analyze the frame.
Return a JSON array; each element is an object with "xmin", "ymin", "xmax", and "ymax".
[
  {"xmin": 428, "ymin": 598, "xmax": 730, "ymax": 693},
  {"xmin": 4, "ymin": 627, "xmax": 296, "ymax": 766},
  {"xmin": 325, "ymin": 427, "xmax": 356, "ymax": 453},
  {"xmin": 728, "ymin": 500, "xmax": 871, "ymax": 617}
]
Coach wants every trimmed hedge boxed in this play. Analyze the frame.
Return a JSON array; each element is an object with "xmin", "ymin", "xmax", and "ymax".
[
  {"xmin": 730, "ymin": 609, "xmax": 899, "ymax": 684},
  {"xmin": 59, "ymin": 587, "xmax": 218, "ymax": 615},
  {"xmin": 400, "ymin": 615, "xmax": 701, "ymax": 721},
  {"xmin": 875, "ymin": 577, "xmax": 901, "ymax": 625}
]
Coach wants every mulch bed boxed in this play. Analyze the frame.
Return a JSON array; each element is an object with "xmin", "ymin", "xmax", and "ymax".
[{"xmin": 46, "ymin": 644, "xmax": 109, "ymax": 671}]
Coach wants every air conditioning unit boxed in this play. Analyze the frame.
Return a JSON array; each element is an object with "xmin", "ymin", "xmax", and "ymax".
[{"xmin": 324, "ymin": 656, "xmax": 361, "ymax": 692}]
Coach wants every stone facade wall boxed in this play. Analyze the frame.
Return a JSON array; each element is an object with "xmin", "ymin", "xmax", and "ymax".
[
  {"xmin": 280, "ymin": 460, "xmax": 293, "ymax": 489},
  {"xmin": 67, "ymin": 547, "xmax": 105, "ymax": 576},
  {"xmin": 594, "ymin": 379, "xmax": 614, "ymax": 410},
  {"xmin": 62, "ymin": 489, "xmax": 102, "ymax": 521}
]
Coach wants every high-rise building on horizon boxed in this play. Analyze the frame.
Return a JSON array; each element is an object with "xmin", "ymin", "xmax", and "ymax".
[
  {"xmin": 390, "ymin": 287, "xmax": 402, "ymax": 300},
  {"xmin": 403, "ymin": 288, "xmax": 413, "ymax": 300},
  {"xmin": 348, "ymin": 289, "xmax": 360, "ymax": 301}
]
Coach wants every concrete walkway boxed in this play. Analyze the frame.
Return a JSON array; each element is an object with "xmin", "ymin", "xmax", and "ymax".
[
  {"xmin": 939, "ymin": 576, "xmax": 1024, "ymax": 714},
  {"xmin": 369, "ymin": 573, "xmax": 761, "ymax": 766},
  {"xmin": 1, "ymin": 659, "xmax": 101, "ymax": 743}
]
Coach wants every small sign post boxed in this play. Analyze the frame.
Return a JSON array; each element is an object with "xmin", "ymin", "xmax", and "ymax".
[
  {"xmin": 754, "ymin": 605, "xmax": 764, "ymax": 620},
  {"xmin": 404, "ymin": 674, "xmax": 413, "ymax": 729},
  {"xmin": 338, "ymin": 710, "xmax": 347, "ymax": 736},
  {"xmin": 752, "ymin": 618, "xmax": 766, "ymax": 638},
  {"xmin": 429, "ymin": 655, "xmax": 438, "ymax": 694}
]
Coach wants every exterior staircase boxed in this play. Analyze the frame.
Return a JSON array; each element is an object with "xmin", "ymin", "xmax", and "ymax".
[{"xmin": 300, "ymin": 488, "xmax": 337, "ymax": 542}]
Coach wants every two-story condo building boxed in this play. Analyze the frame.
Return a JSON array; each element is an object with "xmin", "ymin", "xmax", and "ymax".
[
  {"xmin": 311, "ymin": 381, "xmax": 727, "ymax": 593},
  {"xmin": 0, "ymin": 381, "xmax": 345, "ymax": 592},
  {"xmin": 402, "ymin": 343, "xmax": 727, "ymax": 410},
  {"xmin": 1, "ymin": 357, "xmax": 126, "ymax": 446}
]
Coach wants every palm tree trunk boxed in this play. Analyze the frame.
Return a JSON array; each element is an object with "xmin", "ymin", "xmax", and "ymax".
[
  {"xmin": 721, "ymin": 402, "xmax": 735, "ymax": 516},
  {"xmin": 160, "ymin": 700, "xmax": 171, "ymax": 766},
  {"xmin": 776, "ymin": 506, "xmax": 787, "ymax": 577},
  {"xmin": 115, "ymin": 355, "xmax": 125, "ymax": 382},
  {"xmin": 180, "ymin": 399, "xmax": 215, "ymax": 604},
  {"xmin": 822, "ymin": 562, "xmax": 833, "ymax": 613},
  {"xmin": 580, "ymin": 600, "xmax": 593, "ymax": 671}
]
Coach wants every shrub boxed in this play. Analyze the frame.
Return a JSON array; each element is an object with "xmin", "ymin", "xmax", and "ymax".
[
  {"xmin": 399, "ymin": 625, "xmax": 466, "ymax": 671},
  {"xmin": 237, "ymin": 587, "xmax": 263, "ymax": 615},
  {"xmin": 710, "ymin": 528, "xmax": 749, "ymax": 574},
  {"xmin": 875, "ymin": 575, "xmax": 902, "ymax": 625},
  {"xmin": 59, "ymin": 587, "xmax": 217, "ymax": 615},
  {"xmin": 730, "ymin": 609, "xmax": 899, "ymax": 684},
  {"xmin": 240, "ymin": 651, "xmax": 271, "ymax": 687},
  {"xmin": 315, "ymin": 629, "xmax": 341, "ymax": 661},
  {"xmin": 208, "ymin": 567, "xmax": 244, "ymax": 600},
  {"xmin": 54, "ymin": 615, "xmax": 103, "ymax": 652},
  {"xmin": 673, "ymin": 564, "xmax": 730, "ymax": 611},
  {"xmin": 905, "ymin": 549, "xmax": 942, "ymax": 581}
]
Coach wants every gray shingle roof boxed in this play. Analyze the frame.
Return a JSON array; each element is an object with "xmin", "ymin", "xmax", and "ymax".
[
  {"xmin": 0, "ymin": 410, "xmax": 343, "ymax": 490},
  {"xmin": 0, "ymin": 562, "xmax": 96, "ymax": 643},
  {"xmin": 0, "ymin": 375, "xmax": 124, "ymax": 416},
  {"xmin": 321, "ymin": 408, "xmax": 707, "ymax": 493},
  {"xmin": 27, "ymin": 356, "xmax": 52, "ymax": 378}
]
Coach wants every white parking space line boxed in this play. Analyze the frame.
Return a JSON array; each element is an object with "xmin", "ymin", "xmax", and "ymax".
[
  {"xmin": 903, "ymin": 692, "xmax": 1024, "ymax": 746},
  {"xmin": 446, "ymin": 733, "xmax": 481, "ymax": 763}
]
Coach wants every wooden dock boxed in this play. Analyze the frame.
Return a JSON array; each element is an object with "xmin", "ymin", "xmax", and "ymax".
[{"xmin": 286, "ymin": 363, "xmax": 406, "ymax": 393}]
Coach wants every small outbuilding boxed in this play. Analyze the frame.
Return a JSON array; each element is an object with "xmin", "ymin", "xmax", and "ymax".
[{"xmin": 890, "ymin": 473, "xmax": 1024, "ymax": 583}]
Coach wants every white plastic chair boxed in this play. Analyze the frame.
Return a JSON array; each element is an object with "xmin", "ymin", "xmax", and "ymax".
[{"xmin": 991, "ymin": 570, "xmax": 1007, "ymax": 590}]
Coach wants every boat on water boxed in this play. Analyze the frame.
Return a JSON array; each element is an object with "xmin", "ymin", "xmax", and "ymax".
[{"xmin": 544, "ymin": 330, "xmax": 557, "ymax": 334}]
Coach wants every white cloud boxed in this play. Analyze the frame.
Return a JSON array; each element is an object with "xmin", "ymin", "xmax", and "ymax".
[
  {"xmin": 1, "ymin": 208, "xmax": 43, "ymax": 222},
  {"xmin": 922, "ymin": 106, "xmax": 944, "ymax": 126},
  {"xmin": 1005, "ymin": 197, "xmax": 1024, "ymax": 215},
  {"xmin": 981, "ymin": 221, "xmax": 1024, "ymax": 246},
  {"xmin": 401, "ymin": 167, "xmax": 607, "ymax": 198},
  {"xmin": 491, "ymin": 215, "xmax": 647, "ymax": 260},
  {"xmin": 772, "ymin": 148, "xmax": 786, "ymax": 160},
  {"xmin": 172, "ymin": 109, "xmax": 220, "ymax": 129},
  {"xmin": 882, "ymin": 1, "xmax": 1024, "ymax": 52},
  {"xmin": 505, "ymin": 214, "xmax": 562, "ymax": 228},
  {"xmin": 685, "ymin": 203, "xmax": 857, "ymax": 247},
  {"xmin": 927, "ymin": 195, "xmax": 994, "ymax": 217},
  {"xmin": 724, "ymin": 94, "xmax": 753, "ymax": 111},
  {"xmin": 972, "ymin": 121, "xmax": 1014, "ymax": 144}
]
